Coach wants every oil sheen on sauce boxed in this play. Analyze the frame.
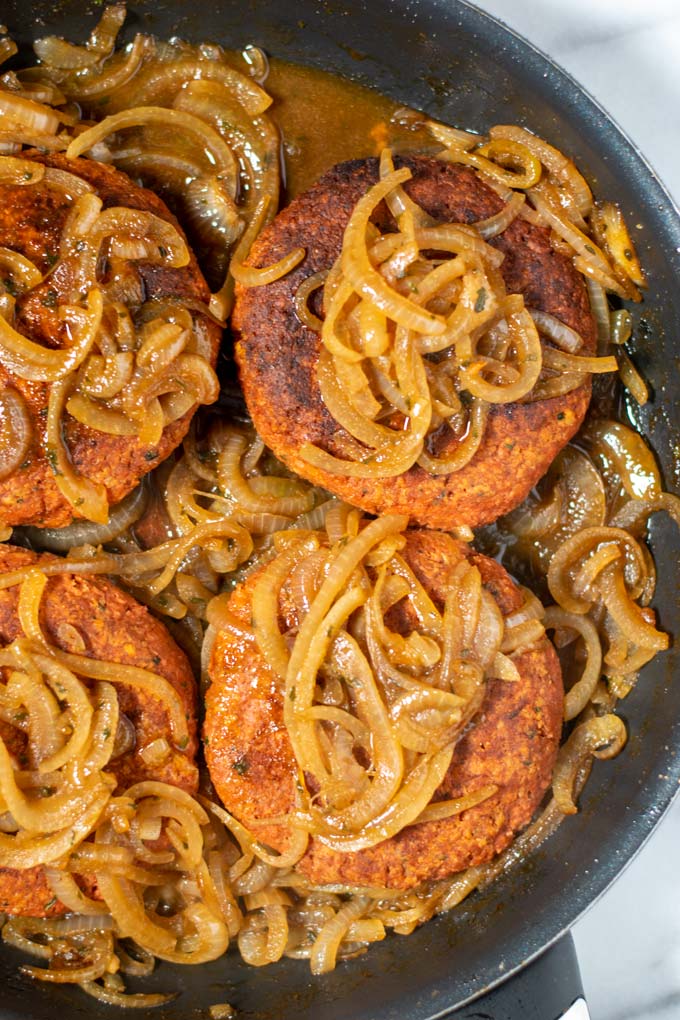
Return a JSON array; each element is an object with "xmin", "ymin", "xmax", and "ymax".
[{"xmin": 260, "ymin": 58, "xmax": 433, "ymax": 198}]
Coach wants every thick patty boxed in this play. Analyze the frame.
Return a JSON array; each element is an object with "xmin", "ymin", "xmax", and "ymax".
[
  {"xmin": 205, "ymin": 530, "xmax": 563, "ymax": 890},
  {"xmin": 0, "ymin": 545, "xmax": 199, "ymax": 917},
  {"xmin": 0, "ymin": 152, "xmax": 222, "ymax": 529},
  {"xmin": 233, "ymin": 155, "xmax": 596, "ymax": 528}
]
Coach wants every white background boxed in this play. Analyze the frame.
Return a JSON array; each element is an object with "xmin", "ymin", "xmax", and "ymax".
[{"xmin": 471, "ymin": 3, "xmax": 680, "ymax": 1018}]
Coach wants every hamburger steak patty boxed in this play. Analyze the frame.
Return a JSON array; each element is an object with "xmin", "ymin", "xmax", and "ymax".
[
  {"xmin": 0, "ymin": 545, "xmax": 199, "ymax": 917},
  {"xmin": 233, "ymin": 155, "xmax": 596, "ymax": 528},
  {"xmin": 205, "ymin": 530, "xmax": 564, "ymax": 890},
  {"xmin": 0, "ymin": 152, "xmax": 222, "ymax": 529}
]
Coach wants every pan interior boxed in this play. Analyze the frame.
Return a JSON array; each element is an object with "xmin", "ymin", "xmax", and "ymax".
[{"xmin": 0, "ymin": 2, "xmax": 679, "ymax": 1018}]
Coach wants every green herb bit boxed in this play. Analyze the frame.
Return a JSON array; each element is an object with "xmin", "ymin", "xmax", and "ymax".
[
  {"xmin": 232, "ymin": 756, "xmax": 249, "ymax": 775},
  {"xmin": 45, "ymin": 447, "xmax": 61, "ymax": 475}
]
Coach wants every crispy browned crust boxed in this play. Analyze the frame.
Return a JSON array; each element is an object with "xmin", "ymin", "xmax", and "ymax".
[
  {"xmin": 205, "ymin": 531, "xmax": 563, "ymax": 890},
  {"xmin": 233, "ymin": 156, "xmax": 595, "ymax": 528},
  {"xmin": 0, "ymin": 153, "xmax": 222, "ymax": 528},
  {"xmin": 0, "ymin": 544, "xmax": 199, "ymax": 917}
]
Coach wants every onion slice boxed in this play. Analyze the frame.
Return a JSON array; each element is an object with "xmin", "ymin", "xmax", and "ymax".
[
  {"xmin": 34, "ymin": 4, "xmax": 126, "ymax": 70},
  {"xmin": 66, "ymin": 106, "xmax": 237, "ymax": 179},
  {"xmin": 45, "ymin": 375, "xmax": 109, "ymax": 524},
  {"xmin": 20, "ymin": 482, "xmax": 148, "ymax": 552},
  {"xmin": 529, "ymin": 309, "xmax": 583, "ymax": 353},
  {"xmin": 0, "ymin": 93, "xmax": 61, "ymax": 135},
  {"xmin": 0, "ymin": 155, "xmax": 45, "ymax": 186},
  {"xmin": 0, "ymin": 388, "xmax": 32, "ymax": 481},
  {"xmin": 0, "ymin": 287, "xmax": 102, "ymax": 383}
]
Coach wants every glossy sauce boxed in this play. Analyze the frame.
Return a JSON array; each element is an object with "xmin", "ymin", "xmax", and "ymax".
[{"xmin": 250, "ymin": 57, "xmax": 434, "ymax": 198}]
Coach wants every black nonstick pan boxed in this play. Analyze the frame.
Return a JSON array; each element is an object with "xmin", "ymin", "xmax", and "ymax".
[{"xmin": 1, "ymin": 2, "xmax": 679, "ymax": 1018}]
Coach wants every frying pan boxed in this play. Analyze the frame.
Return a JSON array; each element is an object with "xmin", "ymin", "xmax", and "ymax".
[{"xmin": 1, "ymin": 2, "xmax": 679, "ymax": 1018}]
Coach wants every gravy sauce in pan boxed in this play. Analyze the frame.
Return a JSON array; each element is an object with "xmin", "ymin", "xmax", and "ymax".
[{"xmin": 252, "ymin": 57, "xmax": 433, "ymax": 197}]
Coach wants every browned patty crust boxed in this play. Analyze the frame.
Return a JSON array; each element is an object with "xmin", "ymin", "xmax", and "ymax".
[
  {"xmin": 0, "ymin": 152, "xmax": 222, "ymax": 529},
  {"xmin": 233, "ymin": 155, "xmax": 596, "ymax": 528},
  {"xmin": 205, "ymin": 530, "xmax": 563, "ymax": 890},
  {"xmin": 0, "ymin": 545, "xmax": 199, "ymax": 917}
]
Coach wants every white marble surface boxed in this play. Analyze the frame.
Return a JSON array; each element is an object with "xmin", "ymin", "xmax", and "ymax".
[
  {"xmin": 474, "ymin": 0, "xmax": 680, "ymax": 205},
  {"xmin": 472, "ymin": 4, "xmax": 680, "ymax": 1018}
]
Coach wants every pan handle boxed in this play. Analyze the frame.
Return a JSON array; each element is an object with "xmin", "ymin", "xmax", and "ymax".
[{"xmin": 444, "ymin": 931, "xmax": 589, "ymax": 1020}]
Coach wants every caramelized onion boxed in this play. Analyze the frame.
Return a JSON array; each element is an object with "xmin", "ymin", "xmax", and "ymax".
[
  {"xmin": 460, "ymin": 305, "xmax": 543, "ymax": 403},
  {"xmin": 310, "ymin": 897, "xmax": 369, "ymax": 975},
  {"xmin": 597, "ymin": 562, "xmax": 667, "ymax": 652},
  {"xmin": 552, "ymin": 714, "xmax": 627, "ymax": 814},
  {"xmin": 34, "ymin": 4, "xmax": 126, "ymax": 69},
  {"xmin": 21, "ymin": 483, "xmax": 147, "ymax": 552},
  {"xmin": 0, "ymin": 155, "xmax": 45, "ymax": 185},
  {"xmin": 65, "ymin": 395, "xmax": 137, "ymax": 436},
  {"xmin": 342, "ymin": 169, "xmax": 446, "ymax": 335},
  {"xmin": 0, "ymin": 286, "xmax": 102, "ymax": 382},
  {"xmin": 0, "ymin": 37, "xmax": 18, "ymax": 66},
  {"xmin": 231, "ymin": 246, "xmax": 305, "ymax": 287},
  {"xmin": 437, "ymin": 135, "xmax": 541, "ymax": 190},
  {"xmin": 490, "ymin": 124, "xmax": 593, "ymax": 214},
  {"xmin": 544, "ymin": 607, "xmax": 602, "ymax": 720},
  {"xmin": 79, "ymin": 981, "xmax": 174, "ymax": 1009},
  {"xmin": 610, "ymin": 309, "xmax": 632, "ymax": 346},
  {"xmin": 0, "ymin": 388, "xmax": 32, "ymax": 481},
  {"xmin": 591, "ymin": 201, "xmax": 646, "ymax": 288},
  {"xmin": 294, "ymin": 271, "xmax": 327, "ymax": 331},
  {"xmin": 541, "ymin": 348, "xmax": 617, "ymax": 375},
  {"xmin": 183, "ymin": 173, "xmax": 244, "ymax": 271},
  {"xmin": 582, "ymin": 419, "xmax": 661, "ymax": 501},
  {"xmin": 91, "ymin": 206, "xmax": 190, "ymax": 268},
  {"xmin": 0, "ymin": 247, "xmax": 42, "ymax": 290},
  {"xmin": 0, "ymin": 93, "xmax": 60, "ymax": 135},
  {"xmin": 529, "ymin": 309, "xmax": 583, "ymax": 353},
  {"xmin": 529, "ymin": 187, "xmax": 619, "ymax": 288},
  {"xmin": 418, "ymin": 399, "xmax": 488, "ymax": 475},
  {"xmin": 217, "ymin": 429, "xmax": 313, "ymax": 516},
  {"xmin": 41, "ymin": 168, "xmax": 94, "ymax": 201},
  {"xmin": 63, "ymin": 34, "xmax": 149, "ymax": 101},
  {"xmin": 252, "ymin": 536, "xmax": 320, "ymax": 678},
  {"xmin": 586, "ymin": 279, "xmax": 611, "ymax": 352},
  {"xmin": 547, "ymin": 525, "xmax": 647, "ymax": 615},
  {"xmin": 609, "ymin": 492, "xmax": 680, "ymax": 536},
  {"xmin": 67, "ymin": 106, "xmax": 237, "ymax": 178},
  {"xmin": 616, "ymin": 348, "xmax": 649, "ymax": 405},
  {"xmin": 46, "ymin": 375, "xmax": 109, "ymax": 524},
  {"xmin": 472, "ymin": 191, "xmax": 525, "ymax": 238},
  {"xmin": 111, "ymin": 54, "xmax": 272, "ymax": 115},
  {"xmin": 43, "ymin": 868, "xmax": 109, "ymax": 916}
]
